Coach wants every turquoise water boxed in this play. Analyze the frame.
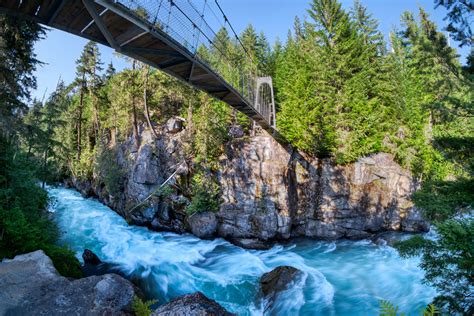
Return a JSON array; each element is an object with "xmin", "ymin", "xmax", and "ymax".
[{"xmin": 48, "ymin": 187, "xmax": 436, "ymax": 315}]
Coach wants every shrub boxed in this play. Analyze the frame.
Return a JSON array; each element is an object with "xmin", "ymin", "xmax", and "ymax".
[
  {"xmin": 44, "ymin": 245, "xmax": 82, "ymax": 278},
  {"xmin": 132, "ymin": 296, "xmax": 157, "ymax": 316}
]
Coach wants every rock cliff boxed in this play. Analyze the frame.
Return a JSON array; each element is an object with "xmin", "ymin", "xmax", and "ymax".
[{"xmin": 70, "ymin": 123, "xmax": 429, "ymax": 245}]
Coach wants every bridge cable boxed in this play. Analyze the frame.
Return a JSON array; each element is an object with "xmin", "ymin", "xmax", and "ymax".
[{"xmin": 214, "ymin": 0, "xmax": 254, "ymax": 64}]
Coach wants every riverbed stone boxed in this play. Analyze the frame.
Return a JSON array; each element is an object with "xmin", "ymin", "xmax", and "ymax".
[
  {"xmin": 187, "ymin": 211, "xmax": 217, "ymax": 239},
  {"xmin": 151, "ymin": 292, "xmax": 234, "ymax": 316},
  {"xmin": 260, "ymin": 266, "xmax": 304, "ymax": 302},
  {"xmin": 82, "ymin": 249, "xmax": 102, "ymax": 265},
  {"xmin": 229, "ymin": 238, "xmax": 272, "ymax": 250},
  {"xmin": 0, "ymin": 250, "xmax": 136, "ymax": 315}
]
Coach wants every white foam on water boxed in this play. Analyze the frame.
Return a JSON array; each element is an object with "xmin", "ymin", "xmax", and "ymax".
[{"xmin": 48, "ymin": 187, "xmax": 436, "ymax": 316}]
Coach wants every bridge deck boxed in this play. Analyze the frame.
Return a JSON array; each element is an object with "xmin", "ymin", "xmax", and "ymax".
[{"xmin": 0, "ymin": 0, "xmax": 284, "ymax": 138}]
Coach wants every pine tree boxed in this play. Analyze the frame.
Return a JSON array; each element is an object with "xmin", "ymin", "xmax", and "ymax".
[
  {"xmin": 103, "ymin": 61, "xmax": 116, "ymax": 82},
  {"xmin": 38, "ymin": 80, "xmax": 68, "ymax": 185},
  {"xmin": 434, "ymin": 0, "xmax": 473, "ymax": 47},
  {"xmin": 0, "ymin": 15, "xmax": 45, "ymax": 137},
  {"xmin": 73, "ymin": 41, "xmax": 103, "ymax": 159}
]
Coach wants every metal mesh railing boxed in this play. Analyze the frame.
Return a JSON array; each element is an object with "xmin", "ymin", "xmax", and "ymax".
[{"xmin": 114, "ymin": 0, "xmax": 271, "ymax": 124}]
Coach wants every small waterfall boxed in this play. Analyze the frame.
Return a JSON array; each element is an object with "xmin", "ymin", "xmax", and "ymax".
[{"xmin": 49, "ymin": 186, "xmax": 436, "ymax": 315}]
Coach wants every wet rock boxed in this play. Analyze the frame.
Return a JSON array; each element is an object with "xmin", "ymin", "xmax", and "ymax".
[
  {"xmin": 151, "ymin": 292, "xmax": 234, "ymax": 316},
  {"xmin": 187, "ymin": 212, "xmax": 217, "ymax": 239},
  {"xmin": 371, "ymin": 231, "xmax": 408, "ymax": 247},
  {"xmin": 260, "ymin": 266, "xmax": 303, "ymax": 302},
  {"xmin": 401, "ymin": 208, "xmax": 430, "ymax": 232},
  {"xmin": 82, "ymin": 249, "xmax": 102, "ymax": 265},
  {"xmin": 151, "ymin": 217, "xmax": 186, "ymax": 234},
  {"xmin": 229, "ymin": 238, "xmax": 272, "ymax": 250},
  {"xmin": 0, "ymin": 250, "xmax": 136, "ymax": 315},
  {"xmin": 81, "ymin": 250, "xmax": 126, "ymax": 279},
  {"xmin": 345, "ymin": 229, "xmax": 372, "ymax": 240},
  {"xmin": 130, "ymin": 206, "xmax": 156, "ymax": 226},
  {"xmin": 166, "ymin": 116, "xmax": 185, "ymax": 134}
]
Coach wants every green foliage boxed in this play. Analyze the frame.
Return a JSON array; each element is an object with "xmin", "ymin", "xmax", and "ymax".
[
  {"xmin": 43, "ymin": 245, "xmax": 82, "ymax": 278},
  {"xmin": 190, "ymin": 94, "xmax": 231, "ymax": 169},
  {"xmin": 434, "ymin": 0, "xmax": 473, "ymax": 47},
  {"xmin": 131, "ymin": 296, "xmax": 156, "ymax": 316},
  {"xmin": 395, "ymin": 219, "xmax": 474, "ymax": 314},
  {"xmin": 0, "ymin": 15, "xmax": 45, "ymax": 133},
  {"xmin": 0, "ymin": 136, "xmax": 81, "ymax": 278},
  {"xmin": 422, "ymin": 304, "xmax": 439, "ymax": 316},
  {"xmin": 413, "ymin": 178, "xmax": 474, "ymax": 221},
  {"xmin": 275, "ymin": 1, "xmax": 471, "ymax": 178},
  {"xmin": 379, "ymin": 300, "xmax": 405, "ymax": 316},
  {"xmin": 379, "ymin": 301, "xmax": 439, "ymax": 316},
  {"xmin": 95, "ymin": 146, "xmax": 126, "ymax": 197},
  {"xmin": 157, "ymin": 185, "xmax": 174, "ymax": 200},
  {"xmin": 185, "ymin": 172, "xmax": 220, "ymax": 215}
]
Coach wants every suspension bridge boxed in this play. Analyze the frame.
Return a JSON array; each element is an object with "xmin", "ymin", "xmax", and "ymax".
[{"xmin": 0, "ymin": 0, "xmax": 280, "ymax": 136}]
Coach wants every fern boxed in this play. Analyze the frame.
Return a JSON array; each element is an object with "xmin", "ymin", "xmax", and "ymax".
[
  {"xmin": 379, "ymin": 300, "xmax": 406, "ymax": 316},
  {"xmin": 422, "ymin": 304, "xmax": 439, "ymax": 316},
  {"xmin": 380, "ymin": 300, "xmax": 439, "ymax": 316}
]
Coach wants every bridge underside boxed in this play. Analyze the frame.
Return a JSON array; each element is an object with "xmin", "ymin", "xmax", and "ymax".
[{"xmin": 1, "ymin": 0, "xmax": 283, "ymax": 137}]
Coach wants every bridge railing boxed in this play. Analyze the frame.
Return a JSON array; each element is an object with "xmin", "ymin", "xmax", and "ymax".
[{"xmin": 115, "ymin": 0, "xmax": 263, "ymax": 120}]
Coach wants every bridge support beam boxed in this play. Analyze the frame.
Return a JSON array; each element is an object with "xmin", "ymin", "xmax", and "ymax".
[
  {"xmin": 255, "ymin": 77, "xmax": 276, "ymax": 128},
  {"xmin": 82, "ymin": 0, "xmax": 119, "ymax": 50}
]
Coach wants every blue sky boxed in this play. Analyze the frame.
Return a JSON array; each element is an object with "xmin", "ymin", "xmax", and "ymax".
[{"xmin": 32, "ymin": 0, "xmax": 469, "ymax": 100}]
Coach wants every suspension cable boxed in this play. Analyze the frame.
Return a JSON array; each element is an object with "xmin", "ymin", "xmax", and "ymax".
[{"xmin": 214, "ymin": 0, "xmax": 254, "ymax": 63}]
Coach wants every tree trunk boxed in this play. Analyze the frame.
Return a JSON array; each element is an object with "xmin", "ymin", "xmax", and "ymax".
[
  {"xmin": 42, "ymin": 147, "xmax": 48, "ymax": 189},
  {"xmin": 143, "ymin": 66, "xmax": 158, "ymax": 138},
  {"xmin": 92, "ymin": 66, "xmax": 100, "ymax": 144},
  {"xmin": 77, "ymin": 74, "xmax": 85, "ymax": 160},
  {"xmin": 132, "ymin": 61, "xmax": 140, "ymax": 149},
  {"xmin": 187, "ymin": 99, "xmax": 193, "ymax": 133}
]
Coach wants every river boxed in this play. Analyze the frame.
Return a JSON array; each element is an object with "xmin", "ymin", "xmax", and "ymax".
[{"xmin": 48, "ymin": 186, "xmax": 436, "ymax": 315}]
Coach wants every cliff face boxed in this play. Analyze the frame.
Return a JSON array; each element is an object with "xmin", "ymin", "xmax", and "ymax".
[
  {"xmin": 218, "ymin": 135, "xmax": 428, "ymax": 240},
  {"xmin": 71, "ymin": 122, "xmax": 429, "ymax": 243}
]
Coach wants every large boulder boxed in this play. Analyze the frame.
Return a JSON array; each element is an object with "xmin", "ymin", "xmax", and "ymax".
[
  {"xmin": 151, "ymin": 217, "xmax": 186, "ymax": 234},
  {"xmin": 151, "ymin": 292, "xmax": 234, "ymax": 316},
  {"xmin": 82, "ymin": 249, "xmax": 102, "ymax": 265},
  {"xmin": 187, "ymin": 212, "xmax": 218, "ymax": 239},
  {"xmin": 228, "ymin": 238, "xmax": 272, "ymax": 250},
  {"xmin": 80, "ymin": 249, "xmax": 127, "ymax": 279},
  {"xmin": 0, "ymin": 250, "xmax": 136, "ymax": 315},
  {"xmin": 260, "ymin": 266, "xmax": 303, "ymax": 300}
]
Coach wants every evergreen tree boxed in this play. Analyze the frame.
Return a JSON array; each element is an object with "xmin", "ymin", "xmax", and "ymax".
[
  {"xmin": 0, "ymin": 15, "xmax": 44, "ymax": 136},
  {"xmin": 103, "ymin": 61, "xmax": 116, "ymax": 82},
  {"xmin": 434, "ymin": 0, "xmax": 473, "ymax": 47},
  {"xmin": 73, "ymin": 41, "xmax": 103, "ymax": 160}
]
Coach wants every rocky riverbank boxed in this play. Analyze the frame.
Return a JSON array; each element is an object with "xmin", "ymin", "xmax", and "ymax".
[
  {"xmin": 0, "ymin": 250, "xmax": 235, "ymax": 315},
  {"xmin": 68, "ymin": 120, "xmax": 429, "ymax": 247},
  {"xmin": 0, "ymin": 250, "xmax": 136, "ymax": 315}
]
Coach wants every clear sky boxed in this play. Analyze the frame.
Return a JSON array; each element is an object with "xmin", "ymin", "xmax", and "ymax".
[{"xmin": 31, "ymin": 0, "xmax": 469, "ymax": 100}]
